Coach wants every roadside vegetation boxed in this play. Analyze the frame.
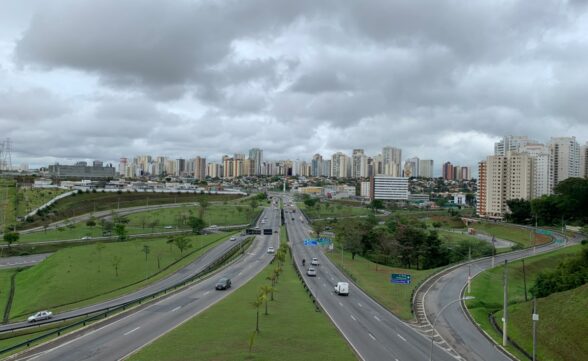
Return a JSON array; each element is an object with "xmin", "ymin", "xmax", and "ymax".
[
  {"xmin": 6, "ymin": 233, "xmax": 232, "ymax": 321},
  {"xmin": 297, "ymin": 194, "xmax": 371, "ymax": 220},
  {"xmin": 467, "ymin": 244, "xmax": 587, "ymax": 361},
  {"xmin": 129, "ymin": 231, "xmax": 357, "ymax": 361}
]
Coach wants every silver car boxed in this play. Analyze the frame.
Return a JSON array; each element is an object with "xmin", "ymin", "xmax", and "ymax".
[
  {"xmin": 306, "ymin": 267, "xmax": 317, "ymax": 277},
  {"xmin": 28, "ymin": 310, "xmax": 53, "ymax": 323}
]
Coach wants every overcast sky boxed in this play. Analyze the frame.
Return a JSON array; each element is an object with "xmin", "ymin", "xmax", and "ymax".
[{"xmin": 1, "ymin": 0, "xmax": 588, "ymax": 173}]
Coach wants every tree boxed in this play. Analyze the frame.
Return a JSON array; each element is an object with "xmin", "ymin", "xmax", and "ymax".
[
  {"xmin": 142, "ymin": 245, "xmax": 151, "ymax": 279},
  {"xmin": 335, "ymin": 219, "xmax": 365, "ymax": 260},
  {"xmin": 114, "ymin": 224, "xmax": 128, "ymax": 241},
  {"xmin": 111, "ymin": 255, "xmax": 122, "ymax": 277},
  {"xmin": 369, "ymin": 199, "xmax": 384, "ymax": 212},
  {"xmin": 149, "ymin": 219, "xmax": 160, "ymax": 233},
  {"xmin": 101, "ymin": 219, "xmax": 114, "ymax": 236},
  {"xmin": 95, "ymin": 242, "xmax": 106, "ymax": 272},
  {"xmin": 188, "ymin": 216, "xmax": 207, "ymax": 234},
  {"xmin": 505, "ymin": 199, "xmax": 532, "ymax": 224},
  {"xmin": 199, "ymin": 198, "xmax": 210, "ymax": 219},
  {"xmin": 172, "ymin": 236, "xmax": 192, "ymax": 256},
  {"xmin": 311, "ymin": 221, "xmax": 326, "ymax": 240},
  {"xmin": 259, "ymin": 285, "xmax": 274, "ymax": 315},
  {"xmin": 252, "ymin": 294, "xmax": 264, "ymax": 333},
  {"xmin": 86, "ymin": 217, "xmax": 97, "ymax": 228},
  {"xmin": 3, "ymin": 232, "xmax": 19, "ymax": 249}
]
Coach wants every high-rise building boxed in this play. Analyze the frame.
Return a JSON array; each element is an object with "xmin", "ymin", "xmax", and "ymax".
[
  {"xmin": 118, "ymin": 158, "xmax": 128, "ymax": 176},
  {"xmin": 477, "ymin": 161, "xmax": 487, "ymax": 217},
  {"xmin": 193, "ymin": 156, "xmax": 206, "ymax": 180},
  {"xmin": 494, "ymin": 136, "xmax": 537, "ymax": 156},
  {"xmin": 581, "ymin": 143, "xmax": 588, "ymax": 178},
  {"xmin": 442, "ymin": 162, "xmax": 454, "ymax": 180},
  {"xmin": 311, "ymin": 153, "xmax": 323, "ymax": 177},
  {"xmin": 520, "ymin": 143, "xmax": 551, "ymax": 197},
  {"xmin": 370, "ymin": 175, "xmax": 409, "ymax": 201},
  {"xmin": 483, "ymin": 153, "xmax": 534, "ymax": 219},
  {"xmin": 331, "ymin": 152, "xmax": 350, "ymax": 178},
  {"xmin": 549, "ymin": 136, "xmax": 580, "ymax": 188},
  {"xmin": 418, "ymin": 159, "xmax": 434, "ymax": 178},
  {"xmin": 403, "ymin": 157, "xmax": 419, "ymax": 177},
  {"xmin": 382, "ymin": 146, "xmax": 402, "ymax": 176},
  {"xmin": 207, "ymin": 162, "xmax": 222, "ymax": 178},
  {"xmin": 352, "ymin": 149, "xmax": 368, "ymax": 178},
  {"xmin": 248, "ymin": 148, "xmax": 263, "ymax": 176},
  {"xmin": 322, "ymin": 159, "xmax": 332, "ymax": 177}
]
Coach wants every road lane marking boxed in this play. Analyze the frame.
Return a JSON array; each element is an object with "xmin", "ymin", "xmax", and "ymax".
[
  {"xmin": 374, "ymin": 315, "xmax": 381, "ymax": 322},
  {"xmin": 358, "ymin": 302, "xmax": 363, "ymax": 308},
  {"xmin": 350, "ymin": 315, "xmax": 357, "ymax": 321},
  {"xmin": 397, "ymin": 334, "xmax": 407, "ymax": 342},
  {"xmin": 171, "ymin": 306, "xmax": 181, "ymax": 312},
  {"xmin": 204, "ymin": 291, "xmax": 210, "ymax": 296},
  {"xmin": 338, "ymin": 302, "xmax": 343, "ymax": 307},
  {"xmin": 368, "ymin": 333, "xmax": 376, "ymax": 340},
  {"xmin": 124, "ymin": 327, "xmax": 140, "ymax": 336}
]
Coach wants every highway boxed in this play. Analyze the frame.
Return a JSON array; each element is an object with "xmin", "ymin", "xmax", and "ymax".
[
  {"xmin": 0, "ymin": 254, "xmax": 51, "ymax": 269},
  {"xmin": 423, "ymin": 233, "xmax": 582, "ymax": 361},
  {"xmin": 11, "ymin": 207, "xmax": 280, "ymax": 361},
  {"xmin": 284, "ymin": 198, "xmax": 455, "ymax": 361},
  {"xmin": 0, "ymin": 214, "xmax": 262, "ymax": 333}
]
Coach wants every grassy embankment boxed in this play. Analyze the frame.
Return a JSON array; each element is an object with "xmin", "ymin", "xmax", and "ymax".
[
  {"xmin": 0, "ymin": 179, "xmax": 17, "ymax": 230},
  {"xmin": 16, "ymin": 204, "xmax": 261, "ymax": 244},
  {"xmin": 7, "ymin": 233, "xmax": 234, "ymax": 321},
  {"xmin": 16, "ymin": 188, "xmax": 68, "ymax": 218},
  {"xmin": 467, "ymin": 245, "xmax": 587, "ymax": 361},
  {"xmin": 19, "ymin": 192, "xmax": 243, "ymax": 230},
  {"xmin": 128, "ymin": 225, "xmax": 357, "ymax": 361},
  {"xmin": 468, "ymin": 222, "xmax": 551, "ymax": 248},
  {"xmin": 297, "ymin": 201, "xmax": 371, "ymax": 220}
]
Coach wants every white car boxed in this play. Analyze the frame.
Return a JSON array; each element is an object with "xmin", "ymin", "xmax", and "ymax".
[
  {"xmin": 28, "ymin": 310, "xmax": 53, "ymax": 323},
  {"xmin": 311, "ymin": 257, "xmax": 319, "ymax": 266},
  {"xmin": 306, "ymin": 267, "xmax": 317, "ymax": 277},
  {"xmin": 267, "ymin": 246, "xmax": 275, "ymax": 254},
  {"xmin": 164, "ymin": 225, "xmax": 174, "ymax": 229},
  {"xmin": 81, "ymin": 236, "xmax": 92, "ymax": 240},
  {"xmin": 230, "ymin": 236, "xmax": 237, "ymax": 241}
]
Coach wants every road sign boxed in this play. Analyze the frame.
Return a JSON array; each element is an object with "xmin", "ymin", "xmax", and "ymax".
[
  {"xmin": 391, "ymin": 273, "xmax": 411, "ymax": 284},
  {"xmin": 303, "ymin": 239, "xmax": 318, "ymax": 246}
]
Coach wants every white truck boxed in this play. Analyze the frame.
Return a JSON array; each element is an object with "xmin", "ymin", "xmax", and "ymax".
[{"xmin": 334, "ymin": 282, "xmax": 349, "ymax": 296}]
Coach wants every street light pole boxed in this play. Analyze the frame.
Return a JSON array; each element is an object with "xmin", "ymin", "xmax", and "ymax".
[{"xmin": 429, "ymin": 296, "xmax": 475, "ymax": 361}]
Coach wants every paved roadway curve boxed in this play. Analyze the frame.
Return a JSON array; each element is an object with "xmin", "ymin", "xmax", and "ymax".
[
  {"xmin": 11, "ymin": 207, "xmax": 280, "ymax": 361},
  {"xmin": 424, "ymin": 233, "xmax": 582, "ymax": 361},
  {"xmin": 0, "ymin": 254, "xmax": 51, "ymax": 269},
  {"xmin": 284, "ymin": 198, "xmax": 455, "ymax": 361},
  {"xmin": 0, "ymin": 211, "xmax": 267, "ymax": 333}
]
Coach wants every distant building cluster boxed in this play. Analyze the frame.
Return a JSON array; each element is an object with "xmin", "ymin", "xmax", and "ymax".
[
  {"xmin": 48, "ymin": 161, "xmax": 116, "ymax": 179},
  {"xmin": 477, "ymin": 135, "xmax": 588, "ymax": 219}
]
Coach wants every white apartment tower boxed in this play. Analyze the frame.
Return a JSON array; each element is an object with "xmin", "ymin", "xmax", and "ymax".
[
  {"xmin": 311, "ymin": 154, "xmax": 323, "ymax": 177},
  {"xmin": 419, "ymin": 159, "xmax": 434, "ymax": 178},
  {"xmin": 549, "ymin": 137, "xmax": 580, "ymax": 188},
  {"xmin": 352, "ymin": 149, "xmax": 368, "ymax": 178},
  {"xmin": 403, "ymin": 157, "xmax": 419, "ymax": 177},
  {"xmin": 520, "ymin": 143, "xmax": 551, "ymax": 197},
  {"xmin": 494, "ymin": 136, "xmax": 537, "ymax": 156},
  {"xmin": 331, "ymin": 152, "xmax": 351, "ymax": 178},
  {"xmin": 248, "ymin": 148, "xmax": 263, "ymax": 176},
  {"xmin": 382, "ymin": 146, "xmax": 402, "ymax": 176},
  {"xmin": 580, "ymin": 143, "xmax": 588, "ymax": 178}
]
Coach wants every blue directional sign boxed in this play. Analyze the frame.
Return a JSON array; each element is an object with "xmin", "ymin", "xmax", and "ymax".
[
  {"xmin": 304, "ymin": 238, "xmax": 331, "ymax": 246},
  {"xmin": 304, "ymin": 239, "xmax": 318, "ymax": 246},
  {"xmin": 391, "ymin": 273, "xmax": 411, "ymax": 284}
]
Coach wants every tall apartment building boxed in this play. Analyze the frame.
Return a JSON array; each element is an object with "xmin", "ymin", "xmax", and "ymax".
[
  {"xmin": 520, "ymin": 143, "xmax": 551, "ymax": 197},
  {"xmin": 193, "ymin": 156, "xmax": 206, "ymax": 180},
  {"xmin": 442, "ymin": 162, "xmax": 454, "ymax": 180},
  {"xmin": 481, "ymin": 153, "xmax": 534, "ymax": 219},
  {"xmin": 248, "ymin": 148, "xmax": 263, "ymax": 176},
  {"xmin": 331, "ymin": 152, "xmax": 350, "ymax": 178},
  {"xmin": 494, "ymin": 136, "xmax": 537, "ymax": 156},
  {"xmin": 419, "ymin": 159, "xmax": 434, "ymax": 178},
  {"xmin": 118, "ymin": 157, "xmax": 128, "ymax": 176},
  {"xmin": 352, "ymin": 149, "xmax": 368, "ymax": 178},
  {"xmin": 207, "ymin": 162, "xmax": 222, "ymax": 178},
  {"xmin": 370, "ymin": 175, "xmax": 409, "ymax": 201},
  {"xmin": 311, "ymin": 154, "xmax": 323, "ymax": 177},
  {"xmin": 549, "ymin": 137, "xmax": 580, "ymax": 188},
  {"xmin": 581, "ymin": 143, "xmax": 588, "ymax": 178},
  {"xmin": 322, "ymin": 159, "xmax": 332, "ymax": 177},
  {"xmin": 403, "ymin": 157, "xmax": 419, "ymax": 177},
  {"xmin": 382, "ymin": 146, "xmax": 402, "ymax": 176},
  {"xmin": 477, "ymin": 161, "xmax": 487, "ymax": 217}
]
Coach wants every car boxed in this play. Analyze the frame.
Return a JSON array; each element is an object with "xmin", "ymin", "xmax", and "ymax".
[
  {"xmin": 311, "ymin": 257, "xmax": 319, "ymax": 266},
  {"xmin": 164, "ymin": 225, "xmax": 174, "ymax": 229},
  {"xmin": 274, "ymin": 230, "xmax": 278, "ymax": 233},
  {"xmin": 267, "ymin": 246, "xmax": 275, "ymax": 254},
  {"xmin": 215, "ymin": 277, "xmax": 231, "ymax": 290},
  {"xmin": 255, "ymin": 226, "xmax": 260, "ymax": 229},
  {"xmin": 230, "ymin": 236, "xmax": 237, "ymax": 241},
  {"xmin": 81, "ymin": 236, "xmax": 92, "ymax": 240},
  {"xmin": 334, "ymin": 282, "xmax": 349, "ymax": 296},
  {"xmin": 28, "ymin": 310, "xmax": 53, "ymax": 323},
  {"xmin": 306, "ymin": 267, "xmax": 317, "ymax": 277},
  {"xmin": 209, "ymin": 225, "xmax": 218, "ymax": 229}
]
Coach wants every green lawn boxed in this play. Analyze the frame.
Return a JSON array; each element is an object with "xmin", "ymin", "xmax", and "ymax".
[
  {"xmin": 9, "ymin": 233, "xmax": 233, "ymax": 320},
  {"xmin": 0, "ymin": 178, "xmax": 17, "ymax": 229},
  {"xmin": 16, "ymin": 188, "xmax": 68, "ymax": 218},
  {"xmin": 298, "ymin": 202, "xmax": 371, "ymax": 220},
  {"xmin": 467, "ymin": 222, "xmax": 549, "ymax": 247},
  {"xmin": 467, "ymin": 245, "xmax": 586, "ymax": 360},
  {"xmin": 0, "ymin": 269, "xmax": 16, "ymax": 319},
  {"xmin": 129, "ymin": 251, "xmax": 357, "ymax": 361},
  {"xmin": 326, "ymin": 249, "xmax": 440, "ymax": 320},
  {"xmin": 503, "ymin": 284, "xmax": 588, "ymax": 361}
]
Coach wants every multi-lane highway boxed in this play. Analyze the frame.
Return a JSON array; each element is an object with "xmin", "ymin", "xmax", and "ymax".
[
  {"xmin": 284, "ymin": 198, "xmax": 455, "ymax": 361},
  {"xmin": 423, "ymin": 234, "xmax": 580, "ymax": 361},
  {"xmin": 11, "ymin": 207, "xmax": 280, "ymax": 360}
]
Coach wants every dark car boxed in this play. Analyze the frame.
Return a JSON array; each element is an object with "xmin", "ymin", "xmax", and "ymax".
[{"xmin": 215, "ymin": 277, "xmax": 231, "ymax": 290}]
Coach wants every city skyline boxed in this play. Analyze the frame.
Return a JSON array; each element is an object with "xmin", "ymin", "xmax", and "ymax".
[{"xmin": 2, "ymin": 1, "xmax": 588, "ymax": 170}]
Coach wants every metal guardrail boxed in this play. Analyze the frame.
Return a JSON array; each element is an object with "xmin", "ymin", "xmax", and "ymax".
[{"xmin": 0, "ymin": 237, "xmax": 254, "ymax": 356}]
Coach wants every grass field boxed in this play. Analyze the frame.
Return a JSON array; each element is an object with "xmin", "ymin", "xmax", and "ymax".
[
  {"xmin": 467, "ymin": 222, "xmax": 551, "ymax": 247},
  {"xmin": 16, "ymin": 188, "xmax": 68, "ymax": 218},
  {"xmin": 504, "ymin": 284, "xmax": 588, "ymax": 361},
  {"xmin": 0, "ymin": 178, "xmax": 17, "ymax": 230},
  {"xmin": 128, "ymin": 248, "xmax": 357, "ymax": 361},
  {"xmin": 297, "ymin": 201, "xmax": 371, "ymax": 220},
  {"xmin": 326, "ymin": 249, "xmax": 440, "ymax": 320},
  {"xmin": 0, "ymin": 269, "xmax": 16, "ymax": 319},
  {"xmin": 467, "ymin": 245, "xmax": 586, "ymax": 360},
  {"xmin": 9, "ymin": 233, "xmax": 233, "ymax": 320}
]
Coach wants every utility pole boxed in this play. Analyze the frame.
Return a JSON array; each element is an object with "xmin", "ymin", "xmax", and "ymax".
[
  {"xmin": 467, "ymin": 245, "xmax": 471, "ymax": 293},
  {"xmin": 532, "ymin": 296, "xmax": 538, "ymax": 361},
  {"xmin": 503, "ymin": 259, "xmax": 508, "ymax": 347}
]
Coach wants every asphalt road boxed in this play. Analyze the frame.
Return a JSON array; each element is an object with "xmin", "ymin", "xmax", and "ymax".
[
  {"xmin": 11, "ymin": 207, "xmax": 280, "ymax": 361},
  {"xmin": 424, "ymin": 233, "xmax": 581, "ymax": 361},
  {"xmin": 284, "ymin": 198, "xmax": 455, "ymax": 361},
  {"xmin": 0, "ymin": 222, "xmax": 258, "ymax": 333},
  {"xmin": 0, "ymin": 254, "xmax": 51, "ymax": 269}
]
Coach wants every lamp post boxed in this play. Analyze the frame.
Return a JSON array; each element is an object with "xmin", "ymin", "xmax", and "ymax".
[{"xmin": 429, "ymin": 296, "xmax": 475, "ymax": 361}]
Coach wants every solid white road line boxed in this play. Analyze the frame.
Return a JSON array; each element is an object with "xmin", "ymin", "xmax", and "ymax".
[{"xmin": 124, "ymin": 327, "xmax": 140, "ymax": 336}]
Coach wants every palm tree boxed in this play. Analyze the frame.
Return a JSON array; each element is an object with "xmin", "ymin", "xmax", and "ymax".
[
  {"xmin": 259, "ymin": 285, "xmax": 274, "ymax": 315},
  {"xmin": 252, "ymin": 294, "xmax": 264, "ymax": 333}
]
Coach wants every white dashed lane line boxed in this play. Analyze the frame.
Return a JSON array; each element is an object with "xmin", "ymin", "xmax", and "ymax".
[
  {"xmin": 350, "ymin": 315, "xmax": 357, "ymax": 321},
  {"xmin": 171, "ymin": 306, "xmax": 181, "ymax": 312},
  {"xmin": 374, "ymin": 315, "xmax": 381, "ymax": 322},
  {"xmin": 368, "ymin": 333, "xmax": 376, "ymax": 341},
  {"xmin": 397, "ymin": 334, "xmax": 407, "ymax": 342},
  {"xmin": 124, "ymin": 327, "xmax": 140, "ymax": 336}
]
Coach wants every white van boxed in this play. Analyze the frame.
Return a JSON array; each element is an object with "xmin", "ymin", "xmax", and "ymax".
[{"xmin": 334, "ymin": 282, "xmax": 349, "ymax": 296}]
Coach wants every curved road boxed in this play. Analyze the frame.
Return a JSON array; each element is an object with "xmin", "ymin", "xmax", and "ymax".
[
  {"xmin": 284, "ymin": 197, "xmax": 455, "ymax": 361},
  {"xmin": 423, "ymin": 232, "xmax": 581, "ymax": 361},
  {"xmin": 10, "ymin": 207, "xmax": 280, "ymax": 360}
]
